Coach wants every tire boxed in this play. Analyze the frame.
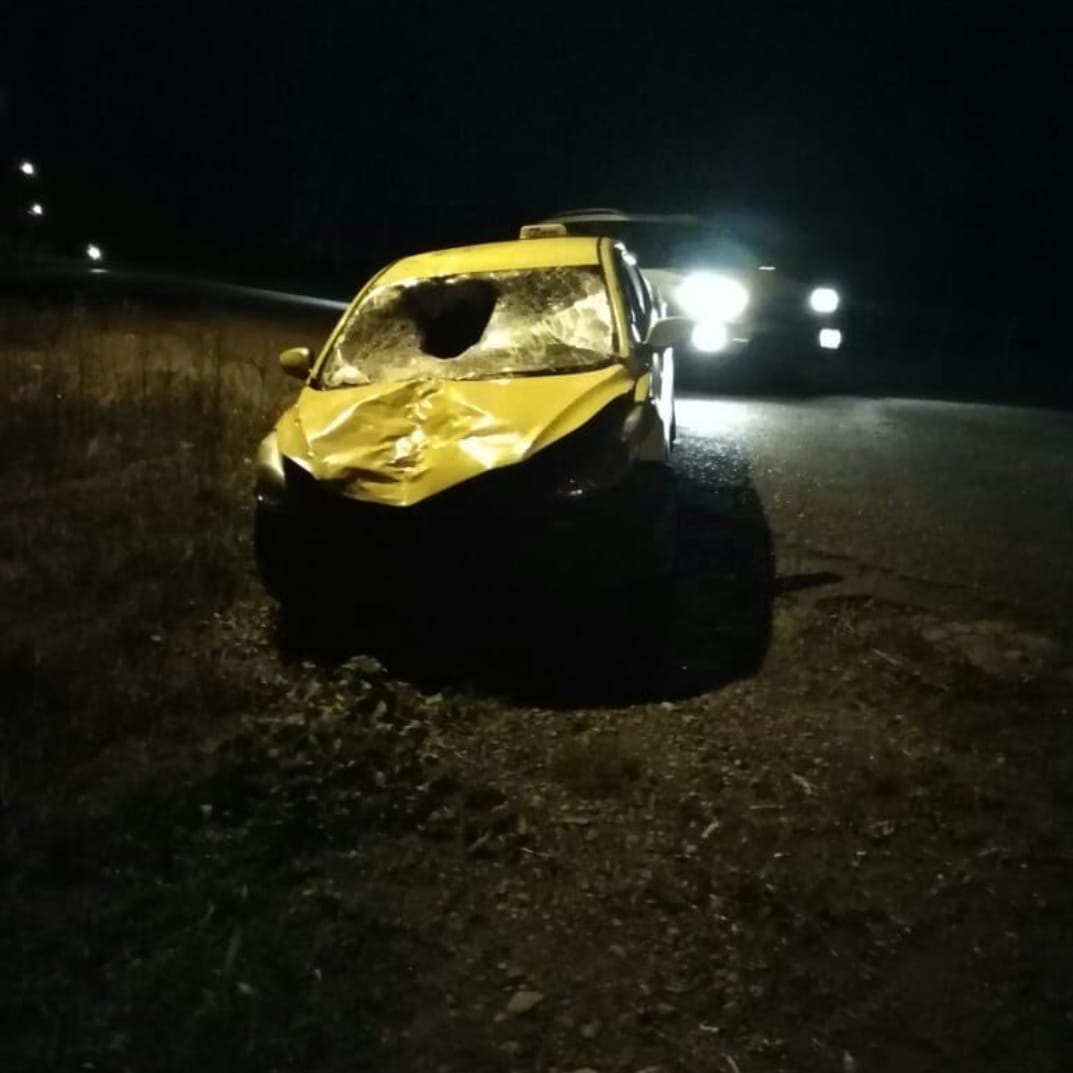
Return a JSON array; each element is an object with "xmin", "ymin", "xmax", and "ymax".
[
  {"xmin": 255, "ymin": 508, "xmax": 351, "ymax": 659},
  {"xmin": 253, "ymin": 502, "xmax": 300, "ymax": 602},
  {"xmin": 256, "ymin": 503, "xmax": 383, "ymax": 660}
]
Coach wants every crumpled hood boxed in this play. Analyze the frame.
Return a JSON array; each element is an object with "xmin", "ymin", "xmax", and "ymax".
[{"xmin": 275, "ymin": 364, "xmax": 636, "ymax": 506}]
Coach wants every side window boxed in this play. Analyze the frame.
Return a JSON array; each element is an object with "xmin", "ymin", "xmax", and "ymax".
[
  {"xmin": 613, "ymin": 249, "xmax": 647, "ymax": 343},
  {"xmin": 626, "ymin": 261, "xmax": 654, "ymax": 332}
]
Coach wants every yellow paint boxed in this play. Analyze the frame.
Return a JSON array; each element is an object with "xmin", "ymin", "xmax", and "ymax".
[
  {"xmin": 272, "ymin": 235, "xmax": 658, "ymax": 507},
  {"xmin": 377, "ymin": 236, "xmax": 603, "ymax": 286},
  {"xmin": 275, "ymin": 364, "xmax": 636, "ymax": 507}
]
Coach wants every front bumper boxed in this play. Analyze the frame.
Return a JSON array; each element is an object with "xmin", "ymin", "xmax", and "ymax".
[{"xmin": 256, "ymin": 451, "xmax": 673, "ymax": 600}]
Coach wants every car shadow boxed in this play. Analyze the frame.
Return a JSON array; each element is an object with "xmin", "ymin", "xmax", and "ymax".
[
  {"xmin": 273, "ymin": 443, "xmax": 784, "ymax": 707},
  {"xmin": 660, "ymin": 470, "xmax": 775, "ymax": 700}
]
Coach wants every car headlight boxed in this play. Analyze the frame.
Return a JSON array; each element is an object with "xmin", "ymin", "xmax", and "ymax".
[
  {"xmin": 677, "ymin": 272, "xmax": 749, "ymax": 321},
  {"xmin": 255, "ymin": 432, "xmax": 288, "ymax": 503},
  {"xmin": 808, "ymin": 287, "xmax": 840, "ymax": 314},
  {"xmin": 691, "ymin": 320, "xmax": 729, "ymax": 354},
  {"xmin": 818, "ymin": 328, "xmax": 843, "ymax": 349}
]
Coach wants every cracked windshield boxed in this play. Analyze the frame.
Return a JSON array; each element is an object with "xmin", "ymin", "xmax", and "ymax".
[
  {"xmin": 320, "ymin": 268, "xmax": 615, "ymax": 386},
  {"xmin": 3, "ymin": 6, "xmax": 1073, "ymax": 1073}
]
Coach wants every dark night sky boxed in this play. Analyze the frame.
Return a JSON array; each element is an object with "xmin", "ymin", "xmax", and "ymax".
[{"xmin": 3, "ymin": 3, "xmax": 1072, "ymax": 312}]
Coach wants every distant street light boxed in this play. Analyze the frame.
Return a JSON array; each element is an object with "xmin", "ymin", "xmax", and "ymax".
[
  {"xmin": 28, "ymin": 202, "xmax": 44, "ymax": 217},
  {"xmin": 86, "ymin": 243, "xmax": 104, "ymax": 262},
  {"xmin": 19, "ymin": 160, "xmax": 36, "ymax": 177}
]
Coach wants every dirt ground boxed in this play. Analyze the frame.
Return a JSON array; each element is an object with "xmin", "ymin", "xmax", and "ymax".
[{"xmin": 2, "ymin": 303, "xmax": 1072, "ymax": 1072}]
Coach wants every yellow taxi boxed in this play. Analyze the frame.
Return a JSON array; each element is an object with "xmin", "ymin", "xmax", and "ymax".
[{"xmin": 253, "ymin": 227, "xmax": 691, "ymax": 632}]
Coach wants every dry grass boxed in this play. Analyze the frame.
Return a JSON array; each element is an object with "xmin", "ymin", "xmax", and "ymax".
[
  {"xmin": 0, "ymin": 297, "xmax": 334, "ymax": 808},
  {"xmin": 0, "ymin": 300, "xmax": 324, "ymax": 488}
]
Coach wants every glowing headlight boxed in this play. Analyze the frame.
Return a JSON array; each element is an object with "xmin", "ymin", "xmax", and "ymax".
[
  {"xmin": 678, "ymin": 272, "xmax": 749, "ymax": 321},
  {"xmin": 818, "ymin": 328, "xmax": 843, "ymax": 350},
  {"xmin": 809, "ymin": 287, "xmax": 840, "ymax": 314},
  {"xmin": 691, "ymin": 320, "xmax": 729, "ymax": 354}
]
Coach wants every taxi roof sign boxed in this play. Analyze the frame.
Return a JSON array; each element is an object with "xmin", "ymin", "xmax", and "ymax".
[{"xmin": 519, "ymin": 223, "xmax": 568, "ymax": 239}]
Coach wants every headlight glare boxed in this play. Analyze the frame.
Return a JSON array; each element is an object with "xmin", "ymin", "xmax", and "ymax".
[
  {"xmin": 691, "ymin": 320, "xmax": 729, "ymax": 354},
  {"xmin": 677, "ymin": 272, "xmax": 749, "ymax": 321}
]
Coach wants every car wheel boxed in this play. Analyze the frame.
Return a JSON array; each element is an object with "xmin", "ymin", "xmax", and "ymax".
[
  {"xmin": 256, "ymin": 505, "xmax": 380, "ymax": 659},
  {"xmin": 253, "ymin": 502, "xmax": 302, "ymax": 602}
]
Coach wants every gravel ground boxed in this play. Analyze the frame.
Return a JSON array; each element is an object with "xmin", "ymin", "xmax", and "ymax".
[{"xmin": 4, "ymin": 575, "xmax": 1071, "ymax": 1073}]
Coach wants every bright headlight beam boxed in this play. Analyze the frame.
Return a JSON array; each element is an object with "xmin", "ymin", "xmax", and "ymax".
[
  {"xmin": 28, "ymin": 203, "xmax": 44, "ymax": 216},
  {"xmin": 86, "ymin": 243, "xmax": 103, "ymax": 262},
  {"xmin": 809, "ymin": 287, "xmax": 840, "ymax": 314},
  {"xmin": 819, "ymin": 328, "xmax": 843, "ymax": 350},
  {"xmin": 691, "ymin": 320, "xmax": 729, "ymax": 354},
  {"xmin": 19, "ymin": 160, "xmax": 36, "ymax": 177},
  {"xmin": 678, "ymin": 272, "xmax": 749, "ymax": 321}
]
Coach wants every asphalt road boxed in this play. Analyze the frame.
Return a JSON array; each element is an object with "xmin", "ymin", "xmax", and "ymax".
[{"xmin": 674, "ymin": 395, "xmax": 1073, "ymax": 638}]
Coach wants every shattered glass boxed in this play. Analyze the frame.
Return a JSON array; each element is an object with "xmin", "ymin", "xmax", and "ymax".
[{"xmin": 319, "ymin": 267, "xmax": 616, "ymax": 388}]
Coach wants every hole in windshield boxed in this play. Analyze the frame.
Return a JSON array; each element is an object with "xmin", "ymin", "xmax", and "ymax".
[
  {"xmin": 404, "ymin": 278, "xmax": 497, "ymax": 358},
  {"xmin": 318, "ymin": 266, "xmax": 616, "ymax": 388}
]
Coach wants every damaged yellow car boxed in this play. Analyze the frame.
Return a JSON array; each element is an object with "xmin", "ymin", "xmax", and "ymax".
[{"xmin": 254, "ymin": 230, "xmax": 691, "ymax": 630}]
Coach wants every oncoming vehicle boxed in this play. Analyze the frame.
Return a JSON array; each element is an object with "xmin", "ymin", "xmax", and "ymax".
[
  {"xmin": 531, "ymin": 210, "xmax": 846, "ymax": 386},
  {"xmin": 253, "ymin": 233, "xmax": 691, "ymax": 643}
]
